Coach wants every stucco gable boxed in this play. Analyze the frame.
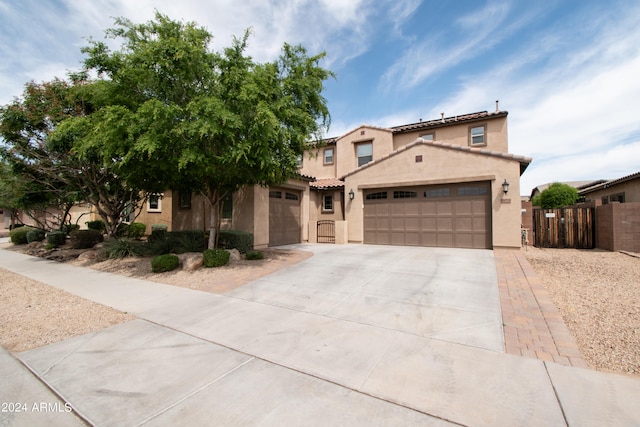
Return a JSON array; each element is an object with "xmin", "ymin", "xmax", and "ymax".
[{"xmin": 341, "ymin": 137, "xmax": 532, "ymax": 179}]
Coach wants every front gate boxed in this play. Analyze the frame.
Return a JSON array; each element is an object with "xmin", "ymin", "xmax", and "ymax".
[
  {"xmin": 533, "ymin": 207, "xmax": 594, "ymax": 248},
  {"xmin": 317, "ymin": 220, "xmax": 335, "ymax": 243}
]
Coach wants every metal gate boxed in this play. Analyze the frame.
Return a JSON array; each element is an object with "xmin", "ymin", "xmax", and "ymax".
[
  {"xmin": 533, "ymin": 208, "xmax": 594, "ymax": 248},
  {"xmin": 317, "ymin": 220, "xmax": 335, "ymax": 243}
]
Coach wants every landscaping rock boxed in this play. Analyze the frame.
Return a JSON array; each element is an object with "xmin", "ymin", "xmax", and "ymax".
[
  {"xmin": 226, "ymin": 248, "xmax": 241, "ymax": 262},
  {"xmin": 178, "ymin": 253, "xmax": 203, "ymax": 271}
]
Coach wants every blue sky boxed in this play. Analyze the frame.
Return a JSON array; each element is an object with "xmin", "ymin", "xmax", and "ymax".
[{"xmin": 1, "ymin": 0, "xmax": 639, "ymax": 195}]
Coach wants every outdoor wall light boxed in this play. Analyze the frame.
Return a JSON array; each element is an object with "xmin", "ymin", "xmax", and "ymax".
[
  {"xmin": 349, "ymin": 189, "xmax": 355, "ymax": 200},
  {"xmin": 502, "ymin": 179, "xmax": 510, "ymax": 194}
]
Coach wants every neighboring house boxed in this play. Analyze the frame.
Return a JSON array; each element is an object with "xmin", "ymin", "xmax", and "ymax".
[
  {"xmin": 137, "ymin": 108, "xmax": 531, "ymax": 249},
  {"xmin": 578, "ymin": 171, "xmax": 640, "ymax": 205}
]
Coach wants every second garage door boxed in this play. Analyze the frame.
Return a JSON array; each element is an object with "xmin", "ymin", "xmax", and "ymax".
[
  {"xmin": 269, "ymin": 188, "xmax": 302, "ymax": 246},
  {"xmin": 363, "ymin": 182, "xmax": 492, "ymax": 249}
]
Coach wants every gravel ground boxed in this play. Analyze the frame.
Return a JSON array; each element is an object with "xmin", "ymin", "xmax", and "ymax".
[
  {"xmin": 0, "ymin": 268, "xmax": 134, "ymax": 352},
  {"xmin": 523, "ymin": 246, "xmax": 640, "ymax": 376}
]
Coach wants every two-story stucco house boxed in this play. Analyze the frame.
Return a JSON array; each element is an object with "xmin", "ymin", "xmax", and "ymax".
[{"xmin": 137, "ymin": 107, "xmax": 531, "ymax": 249}]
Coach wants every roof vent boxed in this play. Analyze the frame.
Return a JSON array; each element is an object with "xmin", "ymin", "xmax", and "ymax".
[
  {"xmin": 440, "ymin": 112, "xmax": 444, "ymax": 123},
  {"xmin": 495, "ymin": 100, "xmax": 499, "ymax": 112}
]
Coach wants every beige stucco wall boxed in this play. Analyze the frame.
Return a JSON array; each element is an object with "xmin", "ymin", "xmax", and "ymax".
[
  {"xmin": 300, "ymin": 146, "xmax": 337, "ymax": 179},
  {"xmin": 334, "ymin": 126, "xmax": 394, "ymax": 178},
  {"xmin": 135, "ymin": 192, "xmax": 173, "ymax": 234},
  {"xmin": 581, "ymin": 179, "xmax": 640, "ymax": 205},
  {"xmin": 392, "ymin": 116, "xmax": 509, "ymax": 153},
  {"xmin": 343, "ymin": 143, "xmax": 522, "ymax": 248}
]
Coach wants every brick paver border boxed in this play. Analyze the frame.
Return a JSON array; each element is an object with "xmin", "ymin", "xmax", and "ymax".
[{"xmin": 494, "ymin": 248, "xmax": 588, "ymax": 368}]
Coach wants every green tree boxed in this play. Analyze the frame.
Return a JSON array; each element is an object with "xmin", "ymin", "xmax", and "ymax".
[
  {"xmin": 0, "ymin": 77, "xmax": 147, "ymax": 234},
  {"xmin": 76, "ymin": 13, "xmax": 333, "ymax": 248},
  {"xmin": 539, "ymin": 182, "xmax": 579, "ymax": 209}
]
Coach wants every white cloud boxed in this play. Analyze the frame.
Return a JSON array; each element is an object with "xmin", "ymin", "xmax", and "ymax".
[{"xmin": 422, "ymin": 2, "xmax": 640, "ymax": 194}]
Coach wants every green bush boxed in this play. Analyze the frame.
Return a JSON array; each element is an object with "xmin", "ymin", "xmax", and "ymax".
[
  {"xmin": 46, "ymin": 230, "xmax": 67, "ymax": 246},
  {"xmin": 114, "ymin": 222, "xmax": 129, "ymax": 237},
  {"xmin": 245, "ymin": 250, "xmax": 264, "ymax": 260},
  {"xmin": 86, "ymin": 220, "xmax": 106, "ymax": 232},
  {"xmin": 26, "ymin": 229, "xmax": 46, "ymax": 243},
  {"xmin": 103, "ymin": 238, "xmax": 147, "ymax": 259},
  {"xmin": 172, "ymin": 230, "xmax": 207, "ymax": 253},
  {"xmin": 9, "ymin": 226, "xmax": 38, "ymax": 245},
  {"xmin": 60, "ymin": 223, "xmax": 80, "ymax": 235},
  {"xmin": 151, "ymin": 254, "xmax": 180, "ymax": 273},
  {"xmin": 69, "ymin": 229, "xmax": 104, "ymax": 249},
  {"xmin": 44, "ymin": 242, "xmax": 57, "ymax": 250},
  {"xmin": 203, "ymin": 249, "xmax": 230, "ymax": 268},
  {"xmin": 127, "ymin": 222, "xmax": 146, "ymax": 239},
  {"xmin": 218, "ymin": 230, "xmax": 253, "ymax": 254}
]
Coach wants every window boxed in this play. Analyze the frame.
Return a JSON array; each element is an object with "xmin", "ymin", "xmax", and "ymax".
[
  {"xmin": 393, "ymin": 191, "xmax": 417, "ymax": 199},
  {"xmin": 222, "ymin": 192, "xmax": 233, "ymax": 219},
  {"xmin": 610, "ymin": 192, "xmax": 625, "ymax": 203},
  {"xmin": 323, "ymin": 148, "xmax": 334, "ymax": 165},
  {"xmin": 285, "ymin": 192, "xmax": 299, "ymax": 201},
  {"xmin": 148, "ymin": 194, "xmax": 162, "ymax": 212},
  {"xmin": 296, "ymin": 154, "xmax": 303, "ymax": 168},
  {"xmin": 179, "ymin": 191, "xmax": 191, "ymax": 209},
  {"xmin": 420, "ymin": 133, "xmax": 434, "ymax": 141},
  {"xmin": 424, "ymin": 188, "xmax": 450, "ymax": 198},
  {"xmin": 458, "ymin": 186, "xmax": 488, "ymax": 196},
  {"xmin": 356, "ymin": 142, "xmax": 373, "ymax": 167},
  {"xmin": 269, "ymin": 191, "xmax": 282, "ymax": 199},
  {"xmin": 322, "ymin": 195, "xmax": 333, "ymax": 212},
  {"xmin": 365, "ymin": 191, "xmax": 387, "ymax": 200},
  {"xmin": 601, "ymin": 196, "xmax": 608, "ymax": 205},
  {"xmin": 470, "ymin": 125, "xmax": 486, "ymax": 146}
]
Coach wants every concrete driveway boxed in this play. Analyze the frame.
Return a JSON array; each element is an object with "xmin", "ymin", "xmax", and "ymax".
[
  {"xmin": 227, "ymin": 244, "xmax": 503, "ymax": 352},
  {"xmin": 3, "ymin": 244, "xmax": 640, "ymax": 426}
]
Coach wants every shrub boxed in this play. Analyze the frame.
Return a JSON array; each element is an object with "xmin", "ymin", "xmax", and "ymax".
[
  {"xmin": 245, "ymin": 250, "xmax": 264, "ymax": 260},
  {"xmin": 218, "ymin": 230, "xmax": 253, "ymax": 254},
  {"xmin": 9, "ymin": 226, "xmax": 38, "ymax": 244},
  {"xmin": 151, "ymin": 254, "xmax": 179, "ymax": 273},
  {"xmin": 69, "ymin": 229, "xmax": 104, "ymax": 249},
  {"xmin": 103, "ymin": 238, "xmax": 147, "ymax": 259},
  {"xmin": 86, "ymin": 220, "xmax": 106, "ymax": 232},
  {"xmin": 203, "ymin": 249, "xmax": 230, "ymax": 268},
  {"xmin": 44, "ymin": 242, "xmax": 57, "ymax": 250},
  {"xmin": 146, "ymin": 234, "xmax": 180, "ymax": 255},
  {"xmin": 26, "ymin": 229, "xmax": 46, "ymax": 243},
  {"xmin": 172, "ymin": 230, "xmax": 207, "ymax": 253},
  {"xmin": 115, "ymin": 222, "xmax": 130, "ymax": 237},
  {"xmin": 46, "ymin": 230, "xmax": 67, "ymax": 246},
  {"xmin": 127, "ymin": 222, "xmax": 146, "ymax": 239},
  {"xmin": 60, "ymin": 223, "xmax": 80, "ymax": 235}
]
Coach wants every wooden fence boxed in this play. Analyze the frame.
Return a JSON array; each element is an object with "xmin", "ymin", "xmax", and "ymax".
[{"xmin": 533, "ymin": 207, "xmax": 595, "ymax": 249}]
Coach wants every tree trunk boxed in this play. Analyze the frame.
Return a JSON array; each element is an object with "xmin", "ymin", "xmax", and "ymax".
[{"xmin": 206, "ymin": 189, "xmax": 219, "ymax": 250}]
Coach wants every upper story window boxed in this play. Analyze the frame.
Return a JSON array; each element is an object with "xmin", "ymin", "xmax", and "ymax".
[
  {"xmin": 420, "ymin": 133, "xmax": 434, "ymax": 142},
  {"xmin": 469, "ymin": 125, "xmax": 486, "ymax": 146},
  {"xmin": 356, "ymin": 142, "xmax": 373, "ymax": 167},
  {"xmin": 296, "ymin": 154, "xmax": 303, "ymax": 168},
  {"xmin": 323, "ymin": 148, "xmax": 334, "ymax": 165}
]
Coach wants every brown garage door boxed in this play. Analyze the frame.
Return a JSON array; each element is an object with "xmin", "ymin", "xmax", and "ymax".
[
  {"xmin": 269, "ymin": 188, "xmax": 301, "ymax": 246},
  {"xmin": 363, "ymin": 182, "xmax": 492, "ymax": 249}
]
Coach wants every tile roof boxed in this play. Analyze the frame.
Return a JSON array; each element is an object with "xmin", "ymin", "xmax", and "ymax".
[
  {"xmin": 578, "ymin": 171, "xmax": 640, "ymax": 194},
  {"xmin": 341, "ymin": 137, "xmax": 532, "ymax": 179},
  {"xmin": 391, "ymin": 110, "xmax": 508, "ymax": 134},
  {"xmin": 310, "ymin": 177, "xmax": 345, "ymax": 190}
]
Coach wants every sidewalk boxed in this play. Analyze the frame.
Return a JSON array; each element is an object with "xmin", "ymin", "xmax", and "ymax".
[{"xmin": 1, "ymin": 245, "xmax": 640, "ymax": 426}]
